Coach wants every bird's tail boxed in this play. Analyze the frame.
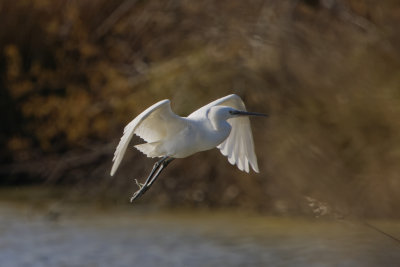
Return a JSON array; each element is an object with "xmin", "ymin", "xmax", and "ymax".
[{"xmin": 134, "ymin": 142, "xmax": 162, "ymax": 158}]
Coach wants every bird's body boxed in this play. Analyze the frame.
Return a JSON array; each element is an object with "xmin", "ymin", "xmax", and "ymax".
[
  {"xmin": 136, "ymin": 110, "xmax": 231, "ymax": 159},
  {"xmin": 111, "ymin": 94, "xmax": 265, "ymax": 201}
]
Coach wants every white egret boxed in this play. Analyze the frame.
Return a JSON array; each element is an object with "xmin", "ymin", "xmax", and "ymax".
[{"xmin": 110, "ymin": 94, "xmax": 266, "ymax": 201}]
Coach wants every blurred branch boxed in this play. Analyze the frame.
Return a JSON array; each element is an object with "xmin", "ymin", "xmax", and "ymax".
[
  {"xmin": 46, "ymin": 143, "xmax": 115, "ymax": 182},
  {"xmin": 0, "ymin": 144, "xmax": 114, "ymax": 182},
  {"xmin": 327, "ymin": 0, "xmax": 379, "ymax": 32},
  {"xmin": 278, "ymin": 0, "xmax": 301, "ymax": 87},
  {"xmin": 363, "ymin": 221, "xmax": 400, "ymax": 247},
  {"xmin": 94, "ymin": 0, "xmax": 138, "ymax": 39},
  {"xmin": 305, "ymin": 196, "xmax": 400, "ymax": 246}
]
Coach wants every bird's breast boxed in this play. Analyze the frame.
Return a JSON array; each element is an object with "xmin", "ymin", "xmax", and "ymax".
[{"xmin": 168, "ymin": 120, "xmax": 230, "ymax": 158}]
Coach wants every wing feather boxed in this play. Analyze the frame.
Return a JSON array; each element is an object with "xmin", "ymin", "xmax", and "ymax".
[
  {"xmin": 110, "ymin": 99, "xmax": 185, "ymax": 176},
  {"xmin": 189, "ymin": 94, "xmax": 260, "ymax": 173}
]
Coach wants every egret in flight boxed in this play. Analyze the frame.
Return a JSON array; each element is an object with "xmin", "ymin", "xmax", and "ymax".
[{"xmin": 111, "ymin": 94, "xmax": 266, "ymax": 202}]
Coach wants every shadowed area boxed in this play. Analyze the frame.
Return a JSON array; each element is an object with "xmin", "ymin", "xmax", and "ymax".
[{"xmin": 1, "ymin": 0, "xmax": 400, "ymax": 217}]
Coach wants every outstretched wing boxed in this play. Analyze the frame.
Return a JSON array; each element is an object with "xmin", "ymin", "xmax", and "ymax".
[
  {"xmin": 111, "ymin": 99, "xmax": 185, "ymax": 176},
  {"xmin": 189, "ymin": 94, "xmax": 259, "ymax": 173}
]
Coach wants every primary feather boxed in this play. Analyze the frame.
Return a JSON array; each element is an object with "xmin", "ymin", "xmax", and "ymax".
[{"xmin": 110, "ymin": 100, "xmax": 186, "ymax": 176}]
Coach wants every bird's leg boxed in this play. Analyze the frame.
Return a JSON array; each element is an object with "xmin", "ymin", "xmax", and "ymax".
[
  {"xmin": 130, "ymin": 156, "xmax": 169, "ymax": 202},
  {"xmin": 147, "ymin": 157, "xmax": 174, "ymax": 187},
  {"xmin": 130, "ymin": 157, "xmax": 174, "ymax": 202},
  {"xmin": 141, "ymin": 156, "xmax": 169, "ymax": 188}
]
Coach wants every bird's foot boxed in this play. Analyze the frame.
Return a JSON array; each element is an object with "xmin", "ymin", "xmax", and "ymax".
[
  {"xmin": 130, "ymin": 179, "xmax": 149, "ymax": 202},
  {"xmin": 130, "ymin": 190, "xmax": 141, "ymax": 202},
  {"xmin": 134, "ymin": 179, "xmax": 145, "ymax": 189},
  {"xmin": 130, "ymin": 187, "xmax": 149, "ymax": 202}
]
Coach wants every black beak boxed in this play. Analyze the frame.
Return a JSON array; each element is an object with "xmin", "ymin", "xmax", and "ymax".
[{"xmin": 231, "ymin": 110, "xmax": 268, "ymax": 117}]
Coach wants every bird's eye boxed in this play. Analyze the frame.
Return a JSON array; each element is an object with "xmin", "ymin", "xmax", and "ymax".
[{"xmin": 229, "ymin": 110, "xmax": 234, "ymax": 115}]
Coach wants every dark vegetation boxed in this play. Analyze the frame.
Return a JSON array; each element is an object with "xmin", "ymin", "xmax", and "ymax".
[{"xmin": 1, "ymin": 0, "xmax": 400, "ymax": 217}]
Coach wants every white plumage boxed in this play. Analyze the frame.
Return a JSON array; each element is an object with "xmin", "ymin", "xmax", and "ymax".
[
  {"xmin": 188, "ymin": 94, "xmax": 259, "ymax": 173},
  {"xmin": 111, "ymin": 94, "xmax": 264, "ymax": 178}
]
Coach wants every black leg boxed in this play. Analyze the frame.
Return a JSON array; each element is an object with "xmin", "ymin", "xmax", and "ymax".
[
  {"xmin": 130, "ymin": 156, "xmax": 167, "ymax": 202},
  {"xmin": 130, "ymin": 156, "xmax": 173, "ymax": 202},
  {"xmin": 147, "ymin": 157, "xmax": 174, "ymax": 186},
  {"xmin": 141, "ymin": 156, "xmax": 169, "ymax": 187}
]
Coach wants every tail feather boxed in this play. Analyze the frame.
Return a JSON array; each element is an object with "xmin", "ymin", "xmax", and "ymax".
[{"xmin": 134, "ymin": 142, "xmax": 161, "ymax": 158}]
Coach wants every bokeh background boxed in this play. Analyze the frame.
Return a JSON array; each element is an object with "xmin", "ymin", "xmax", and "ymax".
[{"xmin": 1, "ymin": 0, "xmax": 400, "ymax": 218}]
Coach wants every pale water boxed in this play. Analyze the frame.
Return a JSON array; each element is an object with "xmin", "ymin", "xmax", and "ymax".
[{"xmin": 0, "ymin": 201, "xmax": 399, "ymax": 267}]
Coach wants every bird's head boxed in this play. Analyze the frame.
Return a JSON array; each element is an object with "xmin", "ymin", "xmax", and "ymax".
[{"xmin": 209, "ymin": 106, "xmax": 267, "ymax": 122}]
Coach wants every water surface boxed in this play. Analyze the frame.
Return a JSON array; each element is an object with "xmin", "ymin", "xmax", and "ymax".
[{"xmin": 0, "ymin": 201, "xmax": 399, "ymax": 267}]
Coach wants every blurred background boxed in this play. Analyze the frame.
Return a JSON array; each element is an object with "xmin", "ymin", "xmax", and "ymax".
[
  {"xmin": 1, "ymin": 1, "xmax": 400, "ymax": 266},
  {"xmin": 1, "ymin": 0, "xmax": 400, "ymax": 217}
]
